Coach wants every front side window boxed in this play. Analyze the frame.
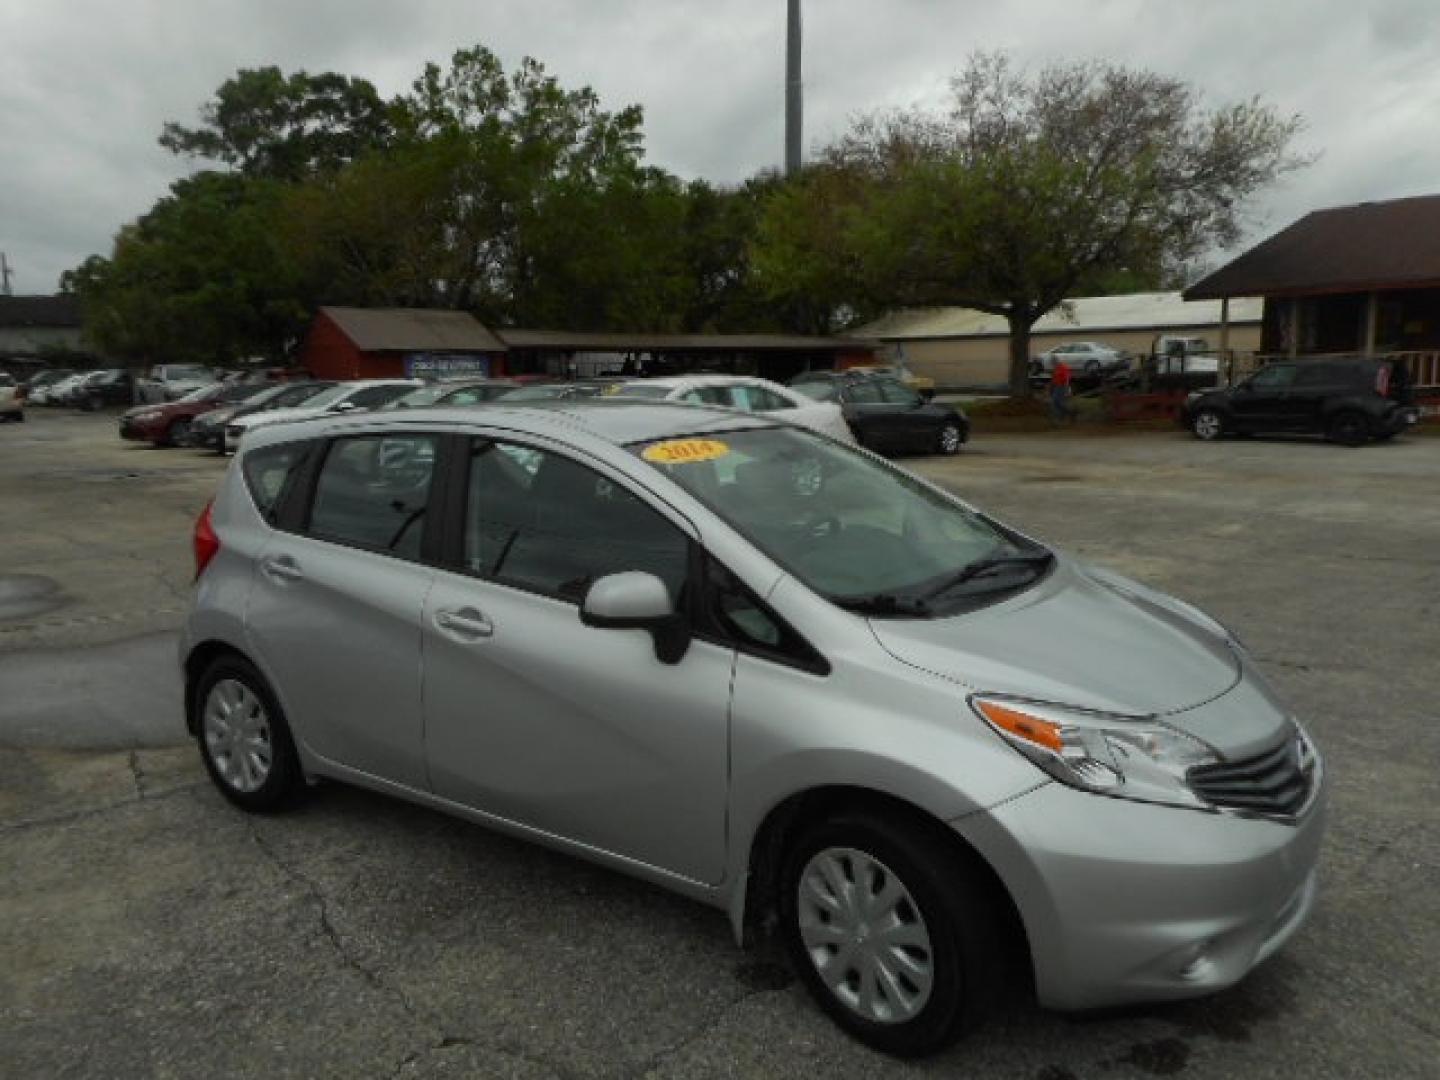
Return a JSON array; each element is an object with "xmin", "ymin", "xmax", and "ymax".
[
  {"xmin": 876, "ymin": 379, "xmax": 922, "ymax": 406},
  {"xmin": 345, "ymin": 384, "xmax": 414, "ymax": 410},
  {"xmin": 463, "ymin": 439, "xmax": 689, "ymax": 603},
  {"xmin": 730, "ymin": 385, "xmax": 791, "ymax": 412},
  {"xmin": 634, "ymin": 427, "xmax": 1049, "ymax": 616},
  {"xmin": 845, "ymin": 380, "xmax": 883, "ymax": 404},
  {"xmin": 308, "ymin": 435, "xmax": 438, "ymax": 560},
  {"xmin": 1249, "ymin": 364, "xmax": 1297, "ymax": 390}
]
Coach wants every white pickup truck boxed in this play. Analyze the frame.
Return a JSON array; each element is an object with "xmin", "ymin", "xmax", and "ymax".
[{"xmin": 1151, "ymin": 336, "xmax": 1219, "ymax": 376}]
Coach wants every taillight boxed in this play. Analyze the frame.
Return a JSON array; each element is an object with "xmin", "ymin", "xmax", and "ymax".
[{"xmin": 193, "ymin": 499, "xmax": 220, "ymax": 579}]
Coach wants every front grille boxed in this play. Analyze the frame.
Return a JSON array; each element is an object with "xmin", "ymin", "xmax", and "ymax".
[{"xmin": 1188, "ymin": 731, "xmax": 1314, "ymax": 817}]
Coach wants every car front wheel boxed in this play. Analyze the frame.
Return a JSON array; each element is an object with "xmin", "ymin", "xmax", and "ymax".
[
  {"xmin": 780, "ymin": 811, "xmax": 1002, "ymax": 1057},
  {"xmin": 1191, "ymin": 409, "xmax": 1225, "ymax": 441},
  {"xmin": 937, "ymin": 422, "xmax": 963, "ymax": 456}
]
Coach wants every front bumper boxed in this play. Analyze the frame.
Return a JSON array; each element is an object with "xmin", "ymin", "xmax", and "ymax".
[
  {"xmin": 119, "ymin": 416, "xmax": 166, "ymax": 442},
  {"xmin": 954, "ymin": 768, "xmax": 1326, "ymax": 1010}
]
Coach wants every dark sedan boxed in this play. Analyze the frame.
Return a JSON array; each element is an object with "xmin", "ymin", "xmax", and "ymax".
[
  {"xmin": 119, "ymin": 382, "xmax": 272, "ymax": 447},
  {"xmin": 187, "ymin": 380, "xmax": 336, "ymax": 451},
  {"xmin": 790, "ymin": 372, "xmax": 970, "ymax": 455}
]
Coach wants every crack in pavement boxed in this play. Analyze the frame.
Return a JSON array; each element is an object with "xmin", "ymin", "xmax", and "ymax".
[
  {"xmin": 632, "ymin": 978, "xmax": 797, "ymax": 1079},
  {"xmin": 0, "ymin": 782, "xmax": 201, "ymax": 832},
  {"xmin": 245, "ymin": 820, "xmax": 577, "ymax": 1080}
]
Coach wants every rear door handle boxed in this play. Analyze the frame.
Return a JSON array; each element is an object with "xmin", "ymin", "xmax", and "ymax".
[
  {"xmin": 434, "ymin": 607, "xmax": 493, "ymax": 640},
  {"xmin": 260, "ymin": 556, "xmax": 304, "ymax": 584}
]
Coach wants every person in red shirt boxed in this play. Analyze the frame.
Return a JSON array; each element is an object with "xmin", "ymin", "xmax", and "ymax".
[{"xmin": 1050, "ymin": 360, "xmax": 1076, "ymax": 423}]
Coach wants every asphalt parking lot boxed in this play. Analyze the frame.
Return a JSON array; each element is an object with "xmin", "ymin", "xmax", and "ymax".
[{"xmin": 2, "ymin": 410, "xmax": 1437, "ymax": 1079}]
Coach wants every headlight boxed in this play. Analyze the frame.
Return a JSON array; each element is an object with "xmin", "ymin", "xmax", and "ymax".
[
  {"xmin": 972, "ymin": 696, "xmax": 1219, "ymax": 810},
  {"xmin": 133, "ymin": 411, "xmax": 162, "ymax": 422}
]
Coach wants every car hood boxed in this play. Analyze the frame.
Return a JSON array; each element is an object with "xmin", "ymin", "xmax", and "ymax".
[
  {"xmin": 868, "ymin": 557, "xmax": 1241, "ymax": 720},
  {"xmin": 234, "ymin": 404, "xmax": 328, "ymax": 429}
]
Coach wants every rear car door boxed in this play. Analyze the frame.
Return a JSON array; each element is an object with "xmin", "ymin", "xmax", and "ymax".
[
  {"xmin": 842, "ymin": 378, "xmax": 895, "ymax": 449},
  {"xmin": 244, "ymin": 432, "xmax": 442, "ymax": 789},
  {"xmin": 1286, "ymin": 364, "xmax": 1346, "ymax": 431},
  {"xmin": 420, "ymin": 436, "xmax": 735, "ymax": 884}
]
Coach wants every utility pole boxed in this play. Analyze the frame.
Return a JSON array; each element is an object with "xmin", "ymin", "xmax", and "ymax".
[
  {"xmin": 0, "ymin": 252, "xmax": 13, "ymax": 296},
  {"xmin": 785, "ymin": 0, "xmax": 803, "ymax": 175}
]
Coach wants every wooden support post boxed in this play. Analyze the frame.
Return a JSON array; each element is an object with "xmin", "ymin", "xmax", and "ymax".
[
  {"xmin": 1219, "ymin": 297, "xmax": 1231, "ymax": 382},
  {"xmin": 1364, "ymin": 291, "xmax": 1378, "ymax": 357},
  {"xmin": 1287, "ymin": 298, "xmax": 1300, "ymax": 359}
]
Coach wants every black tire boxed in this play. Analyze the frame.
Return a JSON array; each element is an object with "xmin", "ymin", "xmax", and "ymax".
[
  {"xmin": 1190, "ymin": 408, "xmax": 1225, "ymax": 441},
  {"xmin": 193, "ymin": 655, "xmax": 305, "ymax": 812},
  {"xmin": 779, "ymin": 810, "xmax": 1003, "ymax": 1057},
  {"xmin": 1326, "ymin": 411, "xmax": 1370, "ymax": 447},
  {"xmin": 165, "ymin": 417, "xmax": 193, "ymax": 447},
  {"xmin": 936, "ymin": 422, "xmax": 963, "ymax": 456}
]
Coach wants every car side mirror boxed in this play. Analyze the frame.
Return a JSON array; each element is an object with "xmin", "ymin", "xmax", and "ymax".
[{"xmin": 580, "ymin": 571, "xmax": 690, "ymax": 665}]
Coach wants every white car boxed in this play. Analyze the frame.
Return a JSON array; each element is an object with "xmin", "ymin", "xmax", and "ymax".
[
  {"xmin": 1032, "ymin": 342, "xmax": 1128, "ymax": 375},
  {"xmin": 223, "ymin": 379, "xmax": 421, "ymax": 453},
  {"xmin": 0, "ymin": 373, "xmax": 22, "ymax": 421},
  {"xmin": 613, "ymin": 375, "xmax": 856, "ymax": 444},
  {"xmin": 32, "ymin": 371, "xmax": 100, "ymax": 406}
]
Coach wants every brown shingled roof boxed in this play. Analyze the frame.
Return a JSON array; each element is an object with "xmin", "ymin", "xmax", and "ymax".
[
  {"xmin": 1185, "ymin": 194, "xmax": 1440, "ymax": 300},
  {"xmin": 496, "ymin": 329, "xmax": 874, "ymax": 352},
  {"xmin": 320, "ymin": 307, "xmax": 507, "ymax": 352}
]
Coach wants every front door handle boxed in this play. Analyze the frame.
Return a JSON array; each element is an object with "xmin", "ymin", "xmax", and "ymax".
[
  {"xmin": 260, "ymin": 555, "xmax": 304, "ymax": 584},
  {"xmin": 434, "ymin": 607, "xmax": 493, "ymax": 640}
]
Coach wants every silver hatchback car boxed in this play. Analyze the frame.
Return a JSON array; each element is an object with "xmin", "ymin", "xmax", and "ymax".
[{"xmin": 181, "ymin": 402, "xmax": 1325, "ymax": 1057}]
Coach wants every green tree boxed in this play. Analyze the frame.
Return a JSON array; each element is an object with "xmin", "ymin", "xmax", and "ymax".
[
  {"xmin": 160, "ymin": 67, "xmax": 393, "ymax": 180},
  {"xmin": 757, "ymin": 53, "xmax": 1309, "ymax": 396},
  {"xmin": 66, "ymin": 173, "xmax": 308, "ymax": 365}
]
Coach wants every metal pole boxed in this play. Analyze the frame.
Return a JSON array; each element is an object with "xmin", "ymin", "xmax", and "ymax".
[{"xmin": 785, "ymin": 0, "xmax": 803, "ymax": 175}]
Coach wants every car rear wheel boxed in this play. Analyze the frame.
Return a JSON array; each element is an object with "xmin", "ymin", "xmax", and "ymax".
[
  {"xmin": 780, "ymin": 811, "xmax": 1002, "ymax": 1057},
  {"xmin": 1326, "ymin": 411, "xmax": 1370, "ymax": 447},
  {"xmin": 196, "ymin": 656, "xmax": 304, "ymax": 811},
  {"xmin": 1191, "ymin": 409, "xmax": 1224, "ymax": 441},
  {"xmin": 937, "ymin": 423, "xmax": 963, "ymax": 456}
]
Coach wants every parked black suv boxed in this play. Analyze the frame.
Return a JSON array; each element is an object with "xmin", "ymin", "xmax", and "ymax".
[{"xmin": 1181, "ymin": 358, "xmax": 1418, "ymax": 446}]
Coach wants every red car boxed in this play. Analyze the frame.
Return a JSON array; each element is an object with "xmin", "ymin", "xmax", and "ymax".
[{"xmin": 118, "ymin": 382, "xmax": 273, "ymax": 446}]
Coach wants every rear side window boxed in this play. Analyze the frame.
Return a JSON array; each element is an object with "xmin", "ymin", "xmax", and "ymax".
[
  {"xmin": 307, "ymin": 435, "xmax": 439, "ymax": 560},
  {"xmin": 346, "ymin": 384, "xmax": 413, "ymax": 410},
  {"xmin": 242, "ymin": 442, "xmax": 310, "ymax": 520}
]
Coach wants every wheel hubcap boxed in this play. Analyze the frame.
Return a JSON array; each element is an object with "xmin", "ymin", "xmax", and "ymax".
[
  {"xmin": 1196, "ymin": 413, "xmax": 1220, "ymax": 438},
  {"xmin": 203, "ymin": 679, "xmax": 273, "ymax": 793},
  {"xmin": 797, "ymin": 847, "xmax": 934, "ymax": 1024},
  {"xmin": 940, "ymin": 426, "xmax": 960, "ymax": 453}
]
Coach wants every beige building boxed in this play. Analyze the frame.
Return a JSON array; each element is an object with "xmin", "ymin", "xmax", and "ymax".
[{"xmin": 856, "ymin": 292, "xmax": 1262, "ymax": 389}]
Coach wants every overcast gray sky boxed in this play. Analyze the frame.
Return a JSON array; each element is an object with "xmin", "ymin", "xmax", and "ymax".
[{"xmin": 2, "ymin": 0, "xmax": 1437, "ymax": 293}]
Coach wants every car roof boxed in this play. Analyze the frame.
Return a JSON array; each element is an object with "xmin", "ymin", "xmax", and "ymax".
[
  {"xmin": 630, "ymin": 374, "xmax": 779, "ymax": 390},
  {"xmin": 251, "ymin": 399, "xmax": 776, "ymax": 451}
]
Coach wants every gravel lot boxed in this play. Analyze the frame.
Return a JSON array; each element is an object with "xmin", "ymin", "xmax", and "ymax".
[{"xmin": 2, "ymin": 409, "xmax": 1437, "ymax": 1079}]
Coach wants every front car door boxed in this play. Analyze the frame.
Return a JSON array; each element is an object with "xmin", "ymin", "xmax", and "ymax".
[
  {"xmin": 874, "ymin": 378, "xmax": 934, "ymax": 451},
  {"xmin": 1229, "ymin": 363, "xmax": 1297, "ymax": 433},
  {"xmin": 244, "ymin": 431, "xmax": 442, "ymax": 789},
  {"xmin": 420, "ymin": 435, "xmax": 735, "ymax": 885}
]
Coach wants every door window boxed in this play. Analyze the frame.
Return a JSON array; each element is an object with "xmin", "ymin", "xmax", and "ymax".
[
  {"xmin": 876, "ymin": 379, "xmax": 922, "ymax": 406},
  {"xmin": 845, "ymin": 380, "xmax": 884, "ymax": 404},
  {"xmin": 1249, "ymin": 365, "xmax": 1297, "ymax": 390},
  {"xmin": 463, "ymin": 440, "xmax": 689, "ymax": 603},
  {"xmin": 345, "ymin": 384, "xmax": 414, "ymax": 410},
  {"xmin": 730, "ymin": 385, "xmax": 792, "ymax": 412},
  {"xmin": 307, "ymin": 434, "xmax": 439, "ymax": 560},
  {"xmin": 1292, "ymin": 365, "xmax": 1341, "ymax": 389},
  {"xmin": 242, "ymin": 441, "xmax": 311, "ymax": 520}
]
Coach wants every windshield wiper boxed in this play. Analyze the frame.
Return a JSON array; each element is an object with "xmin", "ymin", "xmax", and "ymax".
[
  {"xmin": 921, "ymin": 550, "xmax": 1055, "ymax": 602},
  {"xmin": 832, "ymin": 593, "xmax": 932, "ymax": 617}
]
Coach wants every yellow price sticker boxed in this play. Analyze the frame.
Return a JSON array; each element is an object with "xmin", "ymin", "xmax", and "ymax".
[{"xmin": 641, "ymin": 438, "xmax": 731, "ymax": 465}]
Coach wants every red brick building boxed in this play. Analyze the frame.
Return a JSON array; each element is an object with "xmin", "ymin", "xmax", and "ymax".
[{"xmin": 299, "ymin": 307, "xmax": 508, "ymax": 381}]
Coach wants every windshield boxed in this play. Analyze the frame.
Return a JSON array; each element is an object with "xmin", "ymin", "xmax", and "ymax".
[
  {"xmin": 633, "ymin": 427, "xmax": 1050, "ymax": 615},
  {"xmin": 300, "ymin": 384, "xmax": 358, "ymax": 409},
  {"xmin": 386, "ymin": 386, "xmax": 451, "ymax": 409},
  {"xmin": 615, "ymin": 383, "xmax": 674, "ymax": 399},
  {"xmin": 179, "ymin": 382, "xmax": 227, "ymax": 403},
  {"xmin": 166, "ymin": 365, "xmax": 212, "ymax": 381},
  {"xmin": 791, "ymin": 381, "xmax": 837, "ymax": 402},
  {"xmin": 503, "ymin": 384, "xmax": 569, "ymax": 401}
]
